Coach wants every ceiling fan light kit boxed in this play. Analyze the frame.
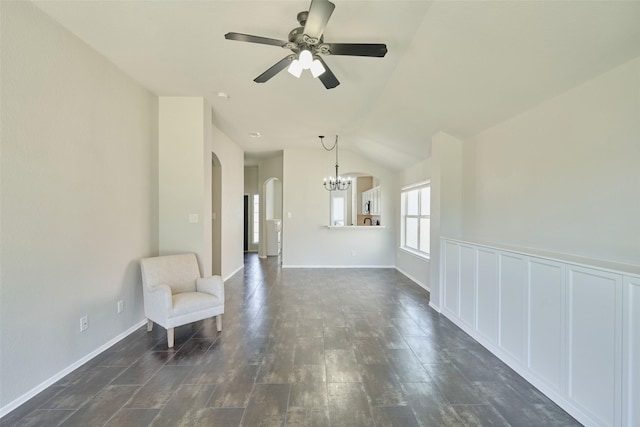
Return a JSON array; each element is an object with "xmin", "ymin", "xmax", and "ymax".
[
  {"xmin": 287, "ymin": 49, "xmax": 326, "ymax": 78},
  {"xmin": 225, "ymin": 0, "xmax": 387, "ymax": 89}
]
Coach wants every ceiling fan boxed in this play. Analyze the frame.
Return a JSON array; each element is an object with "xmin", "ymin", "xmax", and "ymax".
[{"xmin": 224, "ymin": 0, "xmax": 388, "ymax": 89}]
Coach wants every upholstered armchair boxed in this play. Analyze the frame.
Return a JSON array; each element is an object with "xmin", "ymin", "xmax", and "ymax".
[{"xmin": 139, "ymin": 253, "xmax": 224, "ymax": 348}]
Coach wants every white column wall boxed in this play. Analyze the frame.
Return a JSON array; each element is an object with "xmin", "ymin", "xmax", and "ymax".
[{"xmin": 158, "ymin": 98, "xmax": 206, "ymax": 267}]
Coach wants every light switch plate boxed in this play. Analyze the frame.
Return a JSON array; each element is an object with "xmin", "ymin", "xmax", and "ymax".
[{"xmin": 189, "ymin": 214, "xmax": 199, "ymax": 223}]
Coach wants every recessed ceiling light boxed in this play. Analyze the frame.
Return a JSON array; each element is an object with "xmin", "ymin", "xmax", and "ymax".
[{"xmin": 249, "ymin": 131, "xmax": 261, "ymax": 138}]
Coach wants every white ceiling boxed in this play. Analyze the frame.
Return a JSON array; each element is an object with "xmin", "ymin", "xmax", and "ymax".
[{"xmin": 33, "ymin": 0, "xmax": 640, "ymax": 171}]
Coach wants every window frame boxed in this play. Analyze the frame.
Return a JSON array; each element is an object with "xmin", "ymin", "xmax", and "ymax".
[{"xmin": 400, "ymin": 181, "xmax": 431, "ymax": 259}]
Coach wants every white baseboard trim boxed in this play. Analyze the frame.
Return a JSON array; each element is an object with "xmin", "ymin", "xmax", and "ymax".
[
  {"xmin": 0, "ymin": 319, "xmax": 147, "ymax": 419},
  {"xmin": 223, "ymin": 264, "xmax": 244, "ymax": 282},
  {"xmin": 428, "ymin": 301, "xmax": 441, "ymax": 313},
  {"xmin": 395, "ymin": 267, "xmax": 429, "ymax": 291}
]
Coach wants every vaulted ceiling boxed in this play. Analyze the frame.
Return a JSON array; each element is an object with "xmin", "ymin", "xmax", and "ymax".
[{"xmin": 33, "ymin": 0, "xmax": 640, "ymax": 171}]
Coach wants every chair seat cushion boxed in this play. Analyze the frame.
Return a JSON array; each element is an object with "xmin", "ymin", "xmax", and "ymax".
[{"xmin": 172, "ymin": 292, "xmax": 222, "ymax": 317}]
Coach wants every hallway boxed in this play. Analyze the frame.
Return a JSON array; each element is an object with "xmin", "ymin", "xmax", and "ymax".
[{"xmin": 4, "ymin": 254, "xmax": 580, "ymax": 426}]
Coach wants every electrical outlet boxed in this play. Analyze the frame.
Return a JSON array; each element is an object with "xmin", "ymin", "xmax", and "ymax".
[
  {"xmin": 80, "ymin": 316, "xmax": 88, "ymax": 332},
  {"xmin": 351, "ymin": 250, "xmax": 356, "ymax": 256},
  {"xmin": 117, "ymin": 300, "xmax": 124, "ymax": 314}
]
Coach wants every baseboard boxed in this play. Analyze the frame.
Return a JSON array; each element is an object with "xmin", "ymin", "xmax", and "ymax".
[
  {"xmin": 223, "ymin": 264, "xmax": 244, "ymax": 282},
  {"xmin": 395, "ymin": 267, "xmax": 429, "ymax": 291},
  {"xmin": 0, "ymin": 319, "xmax": 147, "ymax": 419}
]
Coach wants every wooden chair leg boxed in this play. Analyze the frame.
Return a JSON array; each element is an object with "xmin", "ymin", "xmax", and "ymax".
[
  {"xmin": 167, "ymin": 328, "xmax": 174, "ymax": 348},
  {"xmin": 146, "ymin": 319, "xmax": 153, "ymax": 332},
  {"xmin": 216, "ymin": 314, "xmax": 223, "ymax": 332}
]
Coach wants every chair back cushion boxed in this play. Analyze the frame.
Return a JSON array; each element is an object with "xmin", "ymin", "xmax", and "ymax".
[{"xmin": 140, "ymin": 253, "xmax": 201, "ymax": 294}]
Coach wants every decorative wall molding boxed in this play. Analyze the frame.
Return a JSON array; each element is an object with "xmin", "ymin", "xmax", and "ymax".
[{"xmin": 440, "ymin": 238, "xmax": 639, "ymax": 427}]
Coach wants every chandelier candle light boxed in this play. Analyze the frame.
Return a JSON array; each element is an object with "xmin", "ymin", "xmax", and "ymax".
[{"xmin": 320, "ymin": 135, "xmax": 352, "ymax": 191}]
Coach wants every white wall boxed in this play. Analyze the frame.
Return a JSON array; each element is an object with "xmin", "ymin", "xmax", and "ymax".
[
  {"xmin": 282, "ymin": 148, "xmax": 397, "ymax": 267},
  {"xmin": 158, "ymin": 97, "xmax": 207, "ymax": 270},
  {"xmin": 396, "ymin": 158, "xmax": 432, "ymax": 290},
  {"xmin": 463, "ymin": 56, "xmax": 640, "ymax": 266},
  {"xmin": 429, "ymin": 132, "xmax": 463, "ymax": 310},
  {"xmin": 211, "ymin": 125, "xmax": 244, "ymax": 280},
  {"xmin": 0, "ymin": 1, "xmax": 157, "ymax": 412}
]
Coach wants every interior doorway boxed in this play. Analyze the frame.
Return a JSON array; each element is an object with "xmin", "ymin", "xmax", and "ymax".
[{"xmin": 243, "ymin": 195, "xmax": 249, "ymax": 252}]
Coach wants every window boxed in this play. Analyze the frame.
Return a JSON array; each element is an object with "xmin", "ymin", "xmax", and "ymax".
[
  {"xmin": 252, "ymin": 194, "xmax": 260, "ymax": 244},
  {"xmin": 401, "ymin": 183, "xmax": 430, "ymax": 256},
  {"xmin": 331, "ymin": 191, "xmax": 346, "ymax": 226}
]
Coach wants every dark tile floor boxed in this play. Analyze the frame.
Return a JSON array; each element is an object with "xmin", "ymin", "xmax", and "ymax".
[{"xmin": 3, "ymin": 254, "xmax": 582, "ymax": 426}]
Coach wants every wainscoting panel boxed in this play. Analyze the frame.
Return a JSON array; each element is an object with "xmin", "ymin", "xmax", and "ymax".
[
  {"xmin": 459, "ymin": 244, "xmax": 476, "ymax": 328},
  {"xmin": 528, "ymin": 257, "xmax": 565, "ymax": 391},
  {"xmin": 440, "ymin": 238, "xmax": 640, "ymax": 427},
  {"xmin": 498, "ymin": 253, "xmax": 526, "ymax": 363},
  {"xmin": 443, "ymin": 240, "xmax": 460, "ymax": 317},
  {"xmin": 623, "ymin": 275, "xmax": 640, "ymax": 427},
  {"xmin": 566, "ymin": 266, "xmax": 621, "ymax": 427},
  {"xmin": 476, "ymin": 248, "xmax": 499, "ymax": 345}
]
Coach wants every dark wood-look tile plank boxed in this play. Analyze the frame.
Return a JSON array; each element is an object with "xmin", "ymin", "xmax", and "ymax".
[
  {"xmin": 452, "ymin": 404, "xmax": 510, "ymax": 427},
  {"xmin": 285, "ymin": 407, "xmax": 330, "ymax": 427},
  {"xmin": 377, "ymin": 327, "xmax": 410, "ymax": 350},
  {"xmin": 401, "ymin": 382, "xmax": 465, "ymax": 427},
  {"xmin": 325, "ymin": 349, "xmax": 362, "ymax": 383},
  {"xmin": 41, "ymin": 366, "xmax": 126, "ymax": 410},
  {"xmin": 404, "ymin": 336, "xmax": 447, "ymax": 365},
  {"xmin": 111, "ymin": 351, "xmax": 174, "ymax": 385},
  {"xmin": 474, "ymin": 381, "xmax": 583, "ymax": 427},
  {"xmin": 371, "ymin": 405, "xmax": 421, "ymax": 427},
  {"xmin": 353, "ymin": 337, "xmax": 388, "ymax": 365},
  {"xmin": 126, "ymin": 365, "xmax": 193, "ymax": 409},
  {"xmin": 359, "ymin": 364, "xmax": 407, "ymax": 407},
  {"xmin": 323, "ymin": 327, "xmax": 351, "ymax": 350},
  {"xmin": 0, "ymin": 386, "xmax": 65, "ymax": 425},
  {"xmin": 195, "ymin": 408, "xmax": 245, "ymax": 427},
  {"xmin": 148, "ymin": 384, "xmax": 215, "ymax": 427},
  {"xmin": 296, "ymin": 318, "xmax": 324, "ymax": 338},
  {"xmin": 293, "ymin": 337, "xmax": 325, "ymax": 366},
  {"xmin": 423, "ymin": 362, "xmax": 487, "ymax": 405},
  {"xmin": 385, "ymin": 348, "xmax": 432, "ymax": 383},
  {"xmin": 255, "ymin": 348, "xmax": 295, "ymax": 384},
  {"xmin": 4, "ymin": 409, "xmax": 73, "ymax": 427},
  {"xmin": 165, "ymin": 338, "xmax": 216, "ymax": 366},
  {"xmin": 289, "ymin": 365, "xmax": 327, "ymax": 407},
  {"xmin": 239, "ymin": 383, "xmax": 290, "ymax": 427},
  {"xmin": 327, "ymin": 382, "xmax": 375, "ymax": 427},
  {"xmin": 59, "ymin": 385, "xmax": 138, "ymax": 426},
  {"xmin": 207, "ymin": 364, "xmax": 259, "ymax": 408},
  {"xmin": 321, "ymin": 310, "xmax": 347, "ymax": 328},
  {"xmin": 104, "ymin": 408, "xmax": 160, "ymax": 427}
]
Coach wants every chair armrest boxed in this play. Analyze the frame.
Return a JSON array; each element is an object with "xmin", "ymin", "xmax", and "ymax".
[
  {"xmin": 196, "ymin": 276, "xmax": 224, "ymax": 300},
  {"xmin": 145, "ymin": 284, "xmax": 173, "ymax": 312}
]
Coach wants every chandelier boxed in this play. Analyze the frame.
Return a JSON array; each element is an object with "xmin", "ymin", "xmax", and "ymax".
[{"xmin": 319, "ymin": 135, "xmax": 352, "ymax": 191}]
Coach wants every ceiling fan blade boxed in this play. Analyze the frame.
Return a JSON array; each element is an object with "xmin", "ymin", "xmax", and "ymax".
[
  {"xmin": 254, "ymin": 56, "xmax": 294, "ymax": 83},
  {"xmin": 303, "ymin": 0, "xmax": 335, "ymax": 44},
  {"xmin": 225, "ymin": 32, "xmax": 288, "ymax": 47},
  {"xmin": 316, "ymin": 57, "xmax": 339, "ymax": 89},
  {"xmin": 323, "ymin": 43, "xmax": 388, "ymax": 57}
]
